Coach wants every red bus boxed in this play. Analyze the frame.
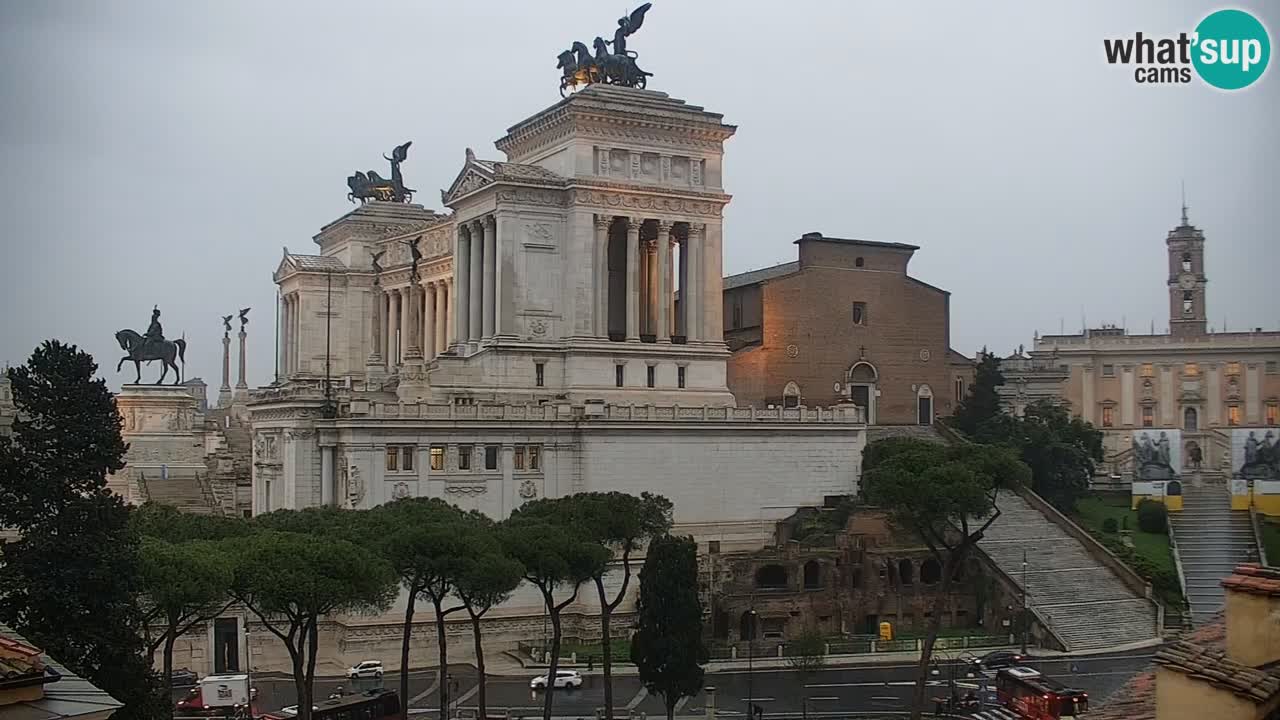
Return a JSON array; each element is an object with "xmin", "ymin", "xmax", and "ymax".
[{"xmin": 995, "ymin": 667, "xmax": 1089, "ymax": 719}]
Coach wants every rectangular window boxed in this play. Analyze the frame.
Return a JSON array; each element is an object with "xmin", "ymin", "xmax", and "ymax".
[
  {"xmin": 528, "ymin": 445, "xmax": 541, "ymax": 471},
  {"xmin": 1226, "ymin": 362, "xmax": 1242, "ymax": 376},
  {"xmin": 485, "ymin": 445, "xmax": 499, "ymax": 471},
  {"xmin": 1142, "ymin": 406, "xmax": 1154, "ymax": 428},
  {"xmin": 1140, "ymin": 364, "xmax": 1155, "ymax": 378},
  {"xmin": 1267, "ymin": 360, "xmax": 1278, "ymax": 375},
  {"xmin": 430, "ymin": 446, "xmax": 444, "ymax": 471},
  {"xmin": 852, "ymin": 302, "xmax": 867, "ymax": 326},
  {"xmin": 1228, "ymin": 405, "xmax": 1241, "ymax": 426},
  {"xmin": 1184, "ymin": 363, "xmax": 1200, "ymax": 377},
  {"xmin": 677, "ymin": 366, "xmax": 686, "ymax": 389},
  {"xmin": 647, "ymin": 365, "xmax": 656, "ymax": 388},
  {"xmin": 513, "ymin": 446, "xmax": 525, "ymax": 470},
  {"xmin": 385, "ymin": 447, "xmax": 399, "ymax": 472},
  {"xmin": 1267, "ymin": 403, "xmax": 1278, "ymax": 426},
  {"xmin": 401, "ymin": 446, "xmax": 415, "ymax": 472},
  {"xmin": 535, "ymin": 362, "xmax": 545, "ymax": 387},
  {"xmin": 458, "ymin": 445, "xmax": 472, "ymax": 471},
  {"xmin": 615, "ymin": 364, "xmax": 624, "ymax": 388},
  {"xmin": 1102, "ymin": 407, "xmax": 1114, "ymax": 427},
  {"xmin": 1102, "ymin": 364, "xmax": 1115, "ymax": 377}
]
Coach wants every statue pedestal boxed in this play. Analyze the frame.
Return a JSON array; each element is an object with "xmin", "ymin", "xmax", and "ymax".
[
  {"xmin": 396, "ymin": 358, "xmax": 430, "ymax": 403},
  {"xmin": 109, "ymin": 385, "xmax": 206, "ymax": 506}
]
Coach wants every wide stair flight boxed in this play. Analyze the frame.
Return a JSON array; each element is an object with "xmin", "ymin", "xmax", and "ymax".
[
  {"xmin": 980, "ymin": 493, "xmax": 1161, "ymax": 651},
  {"xmin": 1170, "ymin": 482, "xmax": 1257, "ymax": 625}
]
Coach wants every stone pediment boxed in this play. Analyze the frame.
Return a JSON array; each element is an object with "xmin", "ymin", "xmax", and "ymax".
[{"xmin": 442, "ymin": 150, "xmax": 496, "ymax": 206}]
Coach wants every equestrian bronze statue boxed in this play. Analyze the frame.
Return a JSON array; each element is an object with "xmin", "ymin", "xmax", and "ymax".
[{"xmin": 115, "ymin": 306, "xmax": 187, "ymax": 385}]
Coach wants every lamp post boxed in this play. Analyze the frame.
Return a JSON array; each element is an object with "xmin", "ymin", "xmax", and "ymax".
[
  {"xmin": 745, "ymin": 608, "xmax": 757, "ymax": 720},
  {"xmin": 1020, "ymin": 549, "xmax": 1029, "ymax": 655}
]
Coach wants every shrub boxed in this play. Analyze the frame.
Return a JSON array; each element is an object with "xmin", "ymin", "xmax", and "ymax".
[
  {"xmin": 1137, "ymin": 499, "xmax": 1168, "ymax": 534},
  {"xmin": 1102, "ymin": 518, "xmax": 1119, "ymax": 534}
]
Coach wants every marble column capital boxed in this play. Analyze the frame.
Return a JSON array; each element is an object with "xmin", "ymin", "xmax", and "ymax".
[{"xmin": 594, "ymin": 214, "xmax": 613, "ymax": 230}]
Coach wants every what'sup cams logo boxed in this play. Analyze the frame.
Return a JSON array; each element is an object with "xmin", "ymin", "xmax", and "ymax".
[{"xmin": 1104, "ymin": 8, "xmax": 1270, "ymax": 89}]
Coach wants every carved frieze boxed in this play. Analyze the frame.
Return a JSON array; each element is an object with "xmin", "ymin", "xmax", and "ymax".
[
  {"xmin": 523, "ymin": 222, "xmax": 555, "ymax": 248},
  {"xmin": 495, "ymin": 188, "xmax": 568, "ymax": 208},
  {"xmin": 568, "ymin": 189, "xmax": 723, "ymax": 217}
]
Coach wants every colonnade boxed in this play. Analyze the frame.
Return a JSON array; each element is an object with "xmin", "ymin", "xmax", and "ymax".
[
  {"xmin": 373, "ymin": 278, "xmax": 452, "ymax": 368},
  {"xmin": 454, "ymin": 216, "xmax": 498, "ymax": 349},
  {"xmin": 595, "ymin": 215, "xmax": 710, "ymax": 343},
  {"xmin": 280, "ymin": 292, "xmax": 303, "ymax": 375}
]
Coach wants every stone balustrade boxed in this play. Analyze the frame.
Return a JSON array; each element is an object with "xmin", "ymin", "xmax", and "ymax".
[{"xmin": 351, "ymin": 400, "xmax": 865, "ymax": 424}]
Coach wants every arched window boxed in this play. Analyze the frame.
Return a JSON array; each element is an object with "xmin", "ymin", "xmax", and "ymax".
[
  {"xmin": 847, "ymin": 362, "xmax": 878, "ymax": 423},
  {"xmin": 1184, "ymin": 407, "xmax": 1198, "ymax": 431},
  {"xmin": 855, "ymin": 256, "xmax": 865, "ymax": 268},
  {"xmin": 898, "ymin": 559, "xmax": 914, "ymax": 585},
  {"xmin": 782, "ymin": 381, "xmax": 801, "ymax": 409},
  {"xmin": 921, "ymin": 558, "xmax": 942, "ymax": 584},
  {"xmin": 803, "ymin": 560, "xmax": 822, "ymax": 589},
  {"xmin": 1181, "ymin": 252, "xmax": 1192, "ymax": 272},
  {"xmin": 739, "ymin": 611, "xmax": 758, "ymax": 641},
  {"xmin": 755, "ymin": 565, "xmax": 788, "ymax": 590}
]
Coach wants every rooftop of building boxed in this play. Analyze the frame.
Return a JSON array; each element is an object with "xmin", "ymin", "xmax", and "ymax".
[
  {"xmin": 723, "ymin": 261, "xmax": 799, "ymax": 291},
  {"xmin": 282, "ymin": 252, "xmax": 347, "ymax": 273},
  {"xmin": 794, "ymin": 231, "xmax": 919, "ymax": 251},
  {"xmin": 0, "ymin": 625, "xmax": 122, "ymax": 720}
]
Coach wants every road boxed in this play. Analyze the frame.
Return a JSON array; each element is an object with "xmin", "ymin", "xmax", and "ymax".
[{"xmin": 226, "ymin": 650, "xmax": 1152, "ymax": 717}]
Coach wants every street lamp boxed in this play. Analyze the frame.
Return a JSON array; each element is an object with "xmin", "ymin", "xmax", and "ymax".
[{"xmin": 744, "ymin": 608, "xmax": 757, "ymax": 720}]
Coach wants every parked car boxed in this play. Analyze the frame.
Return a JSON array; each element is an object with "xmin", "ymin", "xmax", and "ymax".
[
  {"xmin": 171, "ymin": 667, "xmax": 199, "ymax": 687},
  {"xmin": 970, "ymin": 650, "xmax": 1026, "ymax": 674},
  {"xmin": 348, "ymin": 660, "xmax": 384, "ymax": 679},
  {"xmin": 529, "ymin": 670, "xmax": 583, "ymax": 690}
]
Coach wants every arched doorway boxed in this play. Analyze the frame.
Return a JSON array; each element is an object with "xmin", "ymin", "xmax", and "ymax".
[
  {"xmin": 803, "ymin": 560, "xmax": 822, "ymax": 589},
  {"xmin": 739, "ymin": 611, "xmax": 758, "ymax": 641},
  {"xmin": 847, "ymin": 362, "xmax": 878, "ymax": 423},
  {"xmin": 1184, "ymin": 407, "xmax": 1199, "ymax": 431},
  {"xmin": 917, "ymin": 384, "xmax": 934, "ymax": 425},
  {"xmin": 782, "ymin": 381, "xmax": 801, "ymax": 409}
]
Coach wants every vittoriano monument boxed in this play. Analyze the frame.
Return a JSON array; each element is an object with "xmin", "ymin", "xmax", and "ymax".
[
  {"xmin": 347, "ymin": 141, "xmax": 415, "ymax": 203},
  {"xmin": 557, "ymin": 3, "xmax": 653, "ymax": 96},
  {"xmin": 116, "ymin": 305, "xmax": 187, "ymax": 385}
]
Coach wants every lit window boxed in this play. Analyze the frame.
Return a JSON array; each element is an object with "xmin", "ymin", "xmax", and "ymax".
[
  {"xmin": 1184, "ymin": 363, "xmax": 1200, "ymax": 377},
  {"xmin": 514, "ymin": 446, "xmax": 525, "ymax": 470},
  {"xmin": 528, "ymin": 445, "xmax": 541, "ymax": 471},
  {"xmin": 402, "ymin": 447, "xmax": 415, "ymax": 472},
  {"xmin": 615, "ymin": 364, "xmax": 624, "ymax": 388},
  {"xmin": 535, "ymin": 362, "xmax": 545, "ymax": 387},
  {"xmin": 430, "ymin": 446, "xmax": 444, "ymax": 471},
  {"xmin": 485, "ymin": 445, "xmax": 499, "ymax": 471},
  {"xmin": 647, "ymin": 365, "xmax": 655, "ymax": 388},
  {"xmin": 1102, "ymin": 407, "xmax": 1114, "ymax": 427},
  {"xmin": 385, "ymin": 447, "xmax": 398, "ymax": 472},
  {"xmin": 1102, "ymin": 364, "xmax": 1115, "ymax": 377},
  {"xmin": 1228, "ymin": 405, "xmax": 1241, "ymax": 426},
  {"xmin": 852, "ymin": 302, "xmax": 867, "ymax": 326},
  {"xmin": 678, "ymin": 366, "xmax": 686, "ymax": 389},
  {"xmin": 458, "ymin": 445, "xmax": 473, "ymax": 471},
  {"xmin": 1267, "ymin": 403, "xmax": 1278, "ymax": 426},
  {"xmin": 1140, "ymin": 364, "xmax": 1154, "ymax": 378},
  {"xmin": 1142, "ymin": 406, "xmax": 1153, "ymax": 428},
  {"xmin": 1226, "ymin": 362, "xmax": 1241, "ymax": 376}
]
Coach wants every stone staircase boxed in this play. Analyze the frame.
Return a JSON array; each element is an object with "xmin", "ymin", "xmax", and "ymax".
[
  {"xmin": 979, "ymin": 492, "xmax": 1160, "ymax": 651},
  {"xmin": 141, "ymin": 468, "xmax": 217, "ymax": 515},
  {"xmin": 1169, "ymin": 481, "xmax": 1258, "ymax": 626}
]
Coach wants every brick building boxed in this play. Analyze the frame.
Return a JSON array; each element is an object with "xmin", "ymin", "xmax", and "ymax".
[{"xmin": 723, "ymin": 232, "xmax": 972, "ymax": 424}]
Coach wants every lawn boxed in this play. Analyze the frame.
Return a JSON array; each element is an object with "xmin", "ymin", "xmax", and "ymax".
[
  {"xmin": 1261, "ymin": 517, "xmax": 1280, "ymax": 565},
  {"xmin": 1072, "ymin": 493, "xmax": 1183, "ymax": 609},
  {"xmin": 554, "ymin": 640, "xmax": 632, "ymax": 664}
]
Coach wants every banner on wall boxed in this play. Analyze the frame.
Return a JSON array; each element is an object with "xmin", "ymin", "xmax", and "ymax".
[
  {"xmin": 1130, "ymin": 429, "xmax": 1182, "ymax": 480},
  {"xmin": 1231, "ymin": 428, "xmax": 1280, "ymax": 481}
]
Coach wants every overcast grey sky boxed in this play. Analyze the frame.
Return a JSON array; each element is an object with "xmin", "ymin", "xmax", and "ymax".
[{"xmin": 1, "ymin": 0, "xmax": 1276, "ymax": 390}]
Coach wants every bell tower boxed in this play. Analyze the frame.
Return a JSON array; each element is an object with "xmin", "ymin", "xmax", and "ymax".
[{"xmin": 1167, "ymin": 202, "xmax": 1207, "ymax": 337}]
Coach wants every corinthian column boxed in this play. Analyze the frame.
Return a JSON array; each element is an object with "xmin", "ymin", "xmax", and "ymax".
[
  {"xmin": 481, "ymin": 216, "xmax": 496, "ymax": 340},
  {"xmin": 686, "ymin": 224, "xmax": 704, "ymax": 342},
  {"xmin": 594, "ymin": 215, "xmax": 610, "ymax": 338},
  {"xmin": 656, "ymin": 221, "xmax": 673, "ymax": 343},
  {"xmin": 423, "ymin": 282, "xmax": 437, "ymax": 360},
  {"xmin": 455, "ymin": 227, "xmax": 471, "ymax": 350},
  {"xmin": 469, "ymin": 220, "xmax": 484, "ymax": 343},
  {"xmin": 404, "ymin": 284, "xmax": 422, "ymax": 359},
  {"xmin": 387, "ymin": 288, "xmax": 400, "ymax": 365},
  {"xmin": 444, "ymin": 278, "xmax": 454, "ymax": 349},
  {"xmin": 625, "ymin": 218, "xmax": 641, "ymax": 342},
  {"xmin": 369, "ymin": 286, "xmax": 383, "ymax": 363},
  {"xmin": 399, "ymin": 286, "xmax": 414, "ymax": 360}
]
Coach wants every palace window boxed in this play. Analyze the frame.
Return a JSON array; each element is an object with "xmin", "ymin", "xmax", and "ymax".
[
  {"xmin": 1226, "ymin": 362, "xmax": 1242, "ymax": 376},
  {"xmin": 1267, "ymin": 403, "xmax": 1278, "ymax": 426},
  {"xmin": 1184, "ymin": 363, "xmax": 1200, "ymax": 377},
  {"xmin": 1142, "ymin": 406, "xmax": 1154, "ymax": 428},
  {"xmin": 535, "ymin": 362, "xmax": 545, "ymax": 387},
  {"xmin": 1268, "ymin": 360, "xmax": 1278, "ymax": 375},
  {"xmin": 385, "ymin": 445, "xmax": 416, "ymax": 472},
  {"xmin": 528, "ymin": 445, "xmax": 541, "ymax": 471},
  {"xmin": 1102, "ymin": 406, "xmax": 1115, "ymax": 427},
  {"xmin": 852, "ymin": 302, "xmax": 867, "ymax": 326},
  {"xmin": 678, "ymin": 366, "xmax": 686, "ymax": 389},
  {"xmin": 458, "ymin": 445, "xmax": 473, "ymax": 471},
  {"xmin": 647, "ymin": 365, "xmax": 656, "ymax": 388},
  {"xmin": 430, "ymin": 446, "xmax": 445, "ymax": 471},
  {"xmin": 513, "ymin": 446, "xmax": 524, "ymax": 470},
  {"xmin": 1102, "ymin": 364, "xmax": 1115, "ymax": 377},
  {"xmin": 385, "ymin": 447, "xmax": 398, "ymax": 472},
  {"xmin": 1141, "ymin": 364, "xmax": 1155, "ymax": 378},
  {"xmin": 401, "ymin": 447, "xmax": 414, "ymax": 472},
  {"xmin": 615, "ymin": 364, "xmax": 625, "ymax": 388},
  {"xmin": 484, "ymin": 445, "xmax": 499, "ymax": 471},
  {"xmin": 1228, "ymin": 405, "xmax": 1242, "ymax": 426}
]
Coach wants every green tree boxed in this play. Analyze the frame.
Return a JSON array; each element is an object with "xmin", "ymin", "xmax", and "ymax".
[
  {"xmin": 515, "ymin": 491, "xmax": 672, "ymax": 720},
  {"xmin": 370, "ymin": 498, "xmax": 470, "ymax": 720},
  {"xmin": 137, "ymin": 537, "xmax": 235, "ymax": 710},
  {"xmin": 500, "ymin": 519, "xmax": 609, "ymax": 720},
  {"xmin": 951, "ymin": 350, "xmax": 1006, "ymax": 439},
  {"xmin": 629, "ymin": 535, "xmax": 708, "ymax": 720},
  {"xmin": 223, "ymin": 529, "xmax": 397, "ymax": 720},
  {"xmin": 1008, "ymin": 400, "xmax": 1103, "ymax": 511},
  {"xmin": 453, "ymin": 514, "xmax": 524, "ymax": 720},
  {"xmin": 862, "ymin": 438, "xmax": 1029, "ymax": 720},
  {"xmin": 0, "ymin": 341, "xmax": 163, "ymax": 720}
]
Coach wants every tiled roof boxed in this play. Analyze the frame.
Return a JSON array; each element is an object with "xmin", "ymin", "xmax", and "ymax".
[
  {"xmin": 1154, "ymin": 638, "xmax": 1280, "ymax": 704},
  {"xmin": 288, "ymin": 254, "xmax": 346, "ymax": 272},
  {"xmin": 1222, "ymin": 563, "xmax": 1280, "ymax": 597},
  {"xmin": 1090, "ymin": 616, "xmax": 1226, "ymax": 720},
  {"xmin": 0, "ymin": 625, "xmax": 122, "ymax": 720},
  {"xmin": 493, "ymin": 162, "xmax": 565, "ymax": 184},
  {"xmin": 723, "ymin": 261, "xmax": 799, "ymax": 291}
]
